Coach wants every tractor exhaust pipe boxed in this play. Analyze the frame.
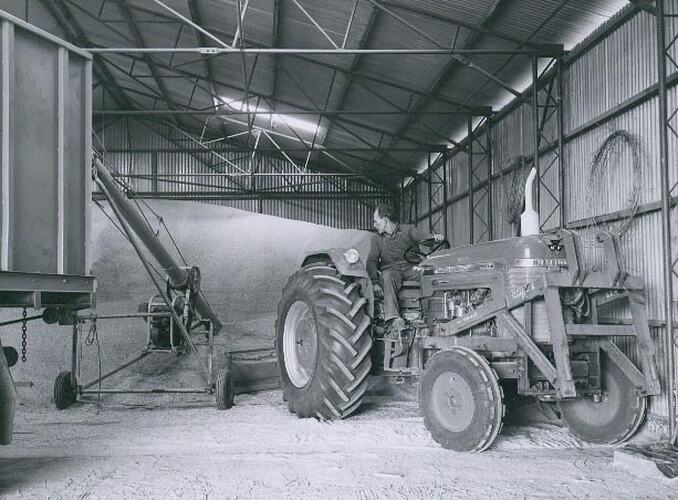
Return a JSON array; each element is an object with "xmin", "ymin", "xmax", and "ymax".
[
  {"xmin": 93, "ymin": 157, "xmax": 222, "ymax": 334},
  {"xmin": 520, "ymin": 167, "xmax": 539, "ymax": 236}
]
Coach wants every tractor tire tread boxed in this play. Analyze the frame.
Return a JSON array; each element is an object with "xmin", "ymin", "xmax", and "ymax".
[{"xmin": 277, "ymin": 263, "xmax": 371, "ymax": 420}]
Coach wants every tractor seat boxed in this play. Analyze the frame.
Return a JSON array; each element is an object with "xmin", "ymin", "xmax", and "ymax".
[{"xmin": 402, "ymin": 280, "xmax": 420, "ymax": 288}]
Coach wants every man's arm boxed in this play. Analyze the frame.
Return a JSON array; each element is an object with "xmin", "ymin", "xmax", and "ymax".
[{"xmin": 409, "ymin": 224, "xmax": 443, "ymax": 243}]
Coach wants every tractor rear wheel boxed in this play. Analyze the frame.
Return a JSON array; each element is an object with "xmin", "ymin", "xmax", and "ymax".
[
  {"xmin": 559, "ymin": 353, "xmax": 647, "ymax": 444},
  {"xmin": 420, "ymin": 347, "xmax": 504, "ymax": 452},
  {"xmin": 276, "ymin": 263, "xmax": 372, "ymax": 420}
]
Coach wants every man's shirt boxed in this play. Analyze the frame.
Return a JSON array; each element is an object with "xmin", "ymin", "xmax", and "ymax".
[{"xmin": 366, "ymin": 224, "xmax": 429, "ymax": 282}]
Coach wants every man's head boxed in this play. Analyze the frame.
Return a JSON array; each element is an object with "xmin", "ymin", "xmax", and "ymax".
[{"xmin": 373, "ymin": 203, "xmax": 398, "ymax": 235}]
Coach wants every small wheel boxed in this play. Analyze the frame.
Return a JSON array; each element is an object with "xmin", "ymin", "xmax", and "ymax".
[
  {"xmin": 216, "ymin": 367, "xmax": 234, "ymax": 410},
  {"xmin": 54, "ymin": 371, "xmax": 77, "ymax": 410},
  {"xmin": 420, "ymin": 347, "xmax": 504, "ymax": 452},
  {"xmin": 559, "ymin": 353, "xmax": 647, "ymax": 444}
]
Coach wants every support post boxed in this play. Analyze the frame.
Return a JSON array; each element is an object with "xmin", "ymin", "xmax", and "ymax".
[
  {"xmin": 426, "ymin": 152, "xmax": 448, "ymax": 237},
  {"xmin": 557, "ymin": 57, "xmax": 566, "ymax": 228},
  {"xmin": 468, "ymin": 117, "xmax": 474, "ymax": 244},
  {"xmin": 532, "ymin": 56, "xmax": 540, "ymax": 218},
  {"xmin": 655, "ymin": 0, "xmax": 677, "ymax": 443},
  {"xmin": 151, "ymin": 151, "xmax": 158, "ymax": 194},
  {"xmin": 487, "ymin": 119, "xmax": 493, "ymax": 241}
]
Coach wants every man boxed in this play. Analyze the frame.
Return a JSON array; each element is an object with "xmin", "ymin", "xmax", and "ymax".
[{"xmin": 366, "ymin": 203, "xmax": 443, "ymax": 337}]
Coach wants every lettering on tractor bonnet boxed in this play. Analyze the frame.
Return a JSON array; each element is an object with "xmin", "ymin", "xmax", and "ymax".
[
  {"xmin": 514, "ymin": 258, "xmax": 567, "ymax": 268},
  {"xmin": 434, "ymin": 262, "xmax": 496, "ymax": 274},
  {"xmin": 510, "ymin": 282, "xmax": 535, "ymax": 300}
]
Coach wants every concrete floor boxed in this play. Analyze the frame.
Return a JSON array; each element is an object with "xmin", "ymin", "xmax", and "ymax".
[
  {"xmin": 0, "ymin": 389, "xmax": 675, "ymax": 499},
  {"xmin": 2, "ymin": 201, "xmax": 675, "ymax": 497}
]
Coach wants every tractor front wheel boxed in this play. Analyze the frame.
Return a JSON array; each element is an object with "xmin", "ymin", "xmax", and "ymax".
[
  {"xmin": 420, "ymin": 347, "xmax": 505, "ymax": 452},
  {"xmin": 276, "ymin": 263, "xmax": 372, "ymax": 420}
]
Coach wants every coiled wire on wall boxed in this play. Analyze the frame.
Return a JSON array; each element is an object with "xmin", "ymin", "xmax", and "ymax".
[
  {"xmin": 582, "ymin": 130, "xmax": 642, "ymax": 246},
  {"xmin": 502, "ymin": 155, "xmax": 532, "ymax": 227}
]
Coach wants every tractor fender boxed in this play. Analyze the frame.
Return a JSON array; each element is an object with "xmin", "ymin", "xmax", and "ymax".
[
  {"xmin": 301, "ymin": 248, "xmax": 369, "ymax": 279},
  {"xmin": 301, "ymin": 249, "xmax": 374, "ymax": 317}
]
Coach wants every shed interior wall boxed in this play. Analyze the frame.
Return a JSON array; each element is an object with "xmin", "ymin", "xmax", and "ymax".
[
  {"xmin": 405, "ymin": 6, "xmax": 678, "ymax": 430},
  {"xmin": 97, "ymin": 117, "xmax": 391, "ymax": 231}
]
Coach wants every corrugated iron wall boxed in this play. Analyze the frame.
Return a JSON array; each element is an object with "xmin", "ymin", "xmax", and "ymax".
[
  {"xmin": 404, "ymin": 6, "xmax": 677, "ymax": 428},
  {"xmin": 96, "ymin": 117, "xmax": 390, "ymax": 230}
]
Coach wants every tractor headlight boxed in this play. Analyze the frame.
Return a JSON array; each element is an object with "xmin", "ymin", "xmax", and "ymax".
[{"xmin": 344, "ymin": 248, "xmax": 360, "ymax": 264}]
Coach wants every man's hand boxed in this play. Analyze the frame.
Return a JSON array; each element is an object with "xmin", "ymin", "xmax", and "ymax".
[{"xmin": 373, "ymin": 283, "xmax": 383, "ymax": 295}]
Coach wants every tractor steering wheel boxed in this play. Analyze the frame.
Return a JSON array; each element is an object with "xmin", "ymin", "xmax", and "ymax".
[{"xmin": 404, "ymin": 237, "xmax": 451, "ymax": 264}]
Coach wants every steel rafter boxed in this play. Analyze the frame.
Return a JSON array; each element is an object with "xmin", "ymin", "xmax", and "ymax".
[
  {"xmin": 94, "ymin": 109, "xmax": 480, "ymax": 116},
  {"xmin": 125, "ymin": 117, "xmax": 250, "ymax": 191},
  {"xmin": 256, "ymin": 92, "xmax": 395, "ymax": 192},
  {"xmin": 90, "ymin": 1, "xmax": 491, "ymax": 114},
  {"xmin": 380, "ymin": 0, "xmax": 506, "ymax": 157},
  {"xmin": 322, "ymin": 3, "xmax": 381, "ymax": 147},
  {"xmin": 378, "ymin": 0, "xmax": 559, "ymax": 51},
  {"xmin": 232, "ymin": 0, "xmax": 251, "ymax": 48},
  {"xmin": 271, "ymin": 0, "xmax": 280, "ymax": 99},
  {"xmin": 235, "ymin": 0, "xmax": 254, "ymax": 139},
  {"xmin": 93, "ymin": 54, "xmax": 433, "ymax": 186},
  {"xmin": 291, "ymin": 54, "xmax": 491, "ymax": 114},
  {"xmin": 104, "ymin": 49, "xmax": 440, "ymax": 151},
  {"xmin": 187, "ymin": 0, "xmax": 233, "ymax": 144},
  {"xmin": 88, "ymin": 47, "xmax": 562, "ymax": 56},
  {"xmin": 39, "ymin": 0, "xmax": 132, "ymax": 109},
  {"xmin": 63, "ymin": 0, "xmax": 138, "ymax": 46},
  {"xmin": 275, "ymin": 64, "xmax": 416, "ymax": 178},
  {"xmin": 289, "ymin": 0, "xmax": 339, "ymax": 48},
  {"xmin": 460, "ymin": 0, "xmax": 571, "ymax": 107},
  {"xmin": 43, "ymin": 0, "xmax": 392, "ymax": 203},
  {"xmin": 92, "ymin": 191, "xmax": 388, "ymax": 201},
  {"xmin": 124, "ymin": 116, "xmax": 382, "ymax": 199},
  {"xmin": 655, "ymin": 0, "xmax": 678, "ymax": 444},
  {"xmin": 82, "ymin": 0, "xmax": 532, "ymax": 115},
  {"xmin": 101, "ymin": 146, "xmax": 443, "ymax": 154},
  {"xmin": 116, "ymin": 0, "xmax": 180, "ymax": 124},
  {"xmin": 364, "ymin": 0, "xmax": 521, "ymax": 97}
]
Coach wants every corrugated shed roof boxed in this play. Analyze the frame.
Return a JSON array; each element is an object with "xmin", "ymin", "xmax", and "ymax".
[{"xmin": 0, "ymin": 0, "xmax": 632, "ymax": 188}]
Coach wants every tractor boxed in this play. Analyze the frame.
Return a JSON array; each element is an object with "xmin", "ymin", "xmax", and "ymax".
[{"xmin": 276, "ymin": 229, "xmax": 660, "ymax": 452}]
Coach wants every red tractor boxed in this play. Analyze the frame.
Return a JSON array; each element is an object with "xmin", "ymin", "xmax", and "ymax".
[{"xmin": 276, "ymin": 229, "xmax": 660, "ymax": 451}]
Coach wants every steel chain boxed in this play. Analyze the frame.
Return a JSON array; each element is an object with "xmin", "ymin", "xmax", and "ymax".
[{"xmin": 21, "ymin": 307, "xmax": 27, "ymax": 362}]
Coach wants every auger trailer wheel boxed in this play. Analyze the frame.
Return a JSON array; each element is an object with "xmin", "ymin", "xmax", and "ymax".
[
  {"xmin": 215, "ymin": 367, "xmax": 234, "ymax": 410},
  {"xmin": 54, "ymin": 371, "xmax": 77, "ymax": 410},
  {"xmin": 420, "ymin": 347, "xmax": 505, "ymax": 452},
  {"xmin": 558, "ymin": 352, "xmax": 647, "ymax": 444},
  {"xmin": 276, "ymin": 263, "xmax": 372, "ymax": 420}
]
